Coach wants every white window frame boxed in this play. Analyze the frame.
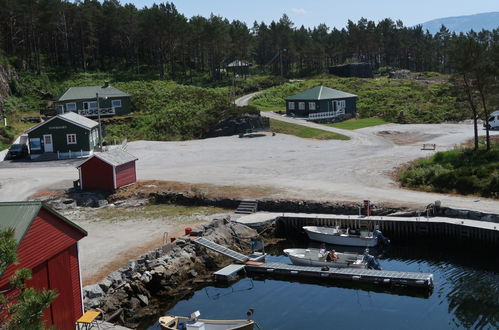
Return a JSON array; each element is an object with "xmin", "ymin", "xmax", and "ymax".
[
  {"xmin": 111, "ymin": 99, "xmax": 122, "ymax": 108},
  {"xmin": 298, "ymin": 102, "xmax": 305, "ymax": 110},
  {"xmin": 309, "ymin": 102, "xmax": 316, "ymax": 111},
  {"xmin": 66, "ymin": 134, "xmax": 77, "ymax": 145},
  {"xmin": 288, "ymin": 102, "xmax": 295, "ymax": 110},
  {"xmin": 66, "ymin": 102, "xmax": 77, "ymax": 112}
]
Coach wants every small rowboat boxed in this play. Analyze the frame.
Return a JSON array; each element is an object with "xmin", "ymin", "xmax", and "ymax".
[
  {"xmin": 159, "ymin": 311, "xmax": 255, "ymax": 330},
  {"xmin": 284, "ymin": 248, "xmax": 368, "ymax": 268},
  {"xmin": 303, "ymin": 226, "xmax": 390, "ymax": 247}
]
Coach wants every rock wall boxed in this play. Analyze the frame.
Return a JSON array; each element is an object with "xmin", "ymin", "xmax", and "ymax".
[
  {"xmin": 149, "ymin": 191, "xmax": 405, "ymax": 215},
  {"xmin": 204, "ymin": 115, "xmax": 270, "ymax": 138},
  {"xmin": 82, "ymin": 218, "xmax": 258, "ymax": 328}
]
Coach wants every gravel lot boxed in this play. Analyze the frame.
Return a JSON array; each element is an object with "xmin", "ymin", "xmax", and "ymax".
[{"xmin": 1, "ymin": 106, "xmax": 498, "ymax": 283}]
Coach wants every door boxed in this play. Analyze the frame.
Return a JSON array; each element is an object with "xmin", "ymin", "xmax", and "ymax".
[{"xmin": 43, "ymin": 134, "xmax": 53, "ymax": 152}]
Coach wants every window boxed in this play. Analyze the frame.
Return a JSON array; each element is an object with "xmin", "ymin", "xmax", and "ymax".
[
  {"xmin": 67, "ymin": 134, "xmax": 77, "ymax": 144},
  {"xmin": 111, "ymin": 99, "xmax": 122, "ymax": 108},
  {"xmin": 30, "ymin": 138, "xmax": 41, "ymax": 150},
  {"xmin": 309, "ymin": 102, "xmax": 316, "ymax": 111},
  {"xmin": 298, "ymin": 102, "xmax": 305, "ymax": 110},
  {"xmin": 83, "ymin": 101, "xmax": 97, "ymax": 110},
  {"xmin": 66, "ymin": 103, "xmax": 77, "ymax": 112},
  {"xmin": 288, "ymin": 102, "xmax": 295, "ymax": 110}
]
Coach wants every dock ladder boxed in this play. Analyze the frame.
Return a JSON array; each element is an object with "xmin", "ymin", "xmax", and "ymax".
[{"xmin": 193, "ymin": 237, "xmax": 249, "ymax": 263}]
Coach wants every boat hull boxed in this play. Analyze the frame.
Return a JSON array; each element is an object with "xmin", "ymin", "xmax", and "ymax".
[
  {"xmin": 303, "ymin": 226, "xmax": 378, "ymax": 247},
  {"xmin": 159, "ymin": 316, "xmax": 254, "ymax": 330},
  {"xmin": 284, "ymin": 248, "xmax": 367, "ymax": 269}
]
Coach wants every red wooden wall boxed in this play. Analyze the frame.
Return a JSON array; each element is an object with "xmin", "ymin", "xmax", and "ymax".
[
  {"xmin": 115, "ymin": 161, "xmax": 136, "ymax": 188},
  {"xmin": 80, "ymin": 156, "xmax": 114, "ymax": 190},
  {"xmin": 0, "ymin": 209, "xmax": 85, "ymax": 330}
]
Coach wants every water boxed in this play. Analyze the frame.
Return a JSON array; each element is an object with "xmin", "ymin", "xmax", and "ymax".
[{"xmin": 147, "ymin": 240, "xmax": 499, "ymax": 330}]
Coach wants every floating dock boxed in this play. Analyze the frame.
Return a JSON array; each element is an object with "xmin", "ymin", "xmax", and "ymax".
[
  {"xmin": 244, "ymin": 261, "xmax": 433, "ymax": 289},
  {"xmin": 193, "ymin": 237, "xmax": 434, "ymax": 289}
]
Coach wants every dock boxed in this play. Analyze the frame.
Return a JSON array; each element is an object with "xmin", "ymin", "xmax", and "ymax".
[
  {"xmin": 193, "ymin": 237, "xmax": 434, "ymax": 289},
  {"xmin": 236, "ymin": 212, "xmax": 499, "ymax": 245},
  {"xmin": 244, "ymin": 261, "xmax": 433, "ymax": 289}
]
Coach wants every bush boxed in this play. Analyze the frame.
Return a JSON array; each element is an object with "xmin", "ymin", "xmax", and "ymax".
[{"xmin": 397, "ymin": 143, "xmax": 499, "ymax": 198}]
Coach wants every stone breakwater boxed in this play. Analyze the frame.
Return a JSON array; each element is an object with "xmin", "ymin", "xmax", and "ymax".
[{"xmin": 82, "ymin": 218, "xmax": 258, "ymax": 328}]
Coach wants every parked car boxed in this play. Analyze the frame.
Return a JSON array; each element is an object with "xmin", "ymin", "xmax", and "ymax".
[
  {"xmin": 6, "ymin": 144, "xmax": 28, "ymax": 159},
  {"xmin": 485, "ymin": 111, "xmax": 499, "ymax": 130}
]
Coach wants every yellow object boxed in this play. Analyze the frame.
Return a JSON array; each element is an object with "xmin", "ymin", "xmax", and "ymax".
[{"xmin": 76, "ymin": 310, "xmax": 101, "ymax": 330}]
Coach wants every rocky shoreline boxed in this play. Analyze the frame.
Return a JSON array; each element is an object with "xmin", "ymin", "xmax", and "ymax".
[{"xmin": 82, "ymin": 217, "xmax": 260, "ymax": 328}]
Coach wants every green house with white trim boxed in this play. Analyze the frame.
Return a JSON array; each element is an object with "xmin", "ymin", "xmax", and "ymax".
[
  {"xmin": 285, "ymin": 86, "xmax": 357, "ymax": 121},
  {"xmin": 54, "ymin": 82, "xmax": 131, "ymax": 118},
  {"xmin": 26, "ymin": 112, "xmax": 100, "ymax": 159}
]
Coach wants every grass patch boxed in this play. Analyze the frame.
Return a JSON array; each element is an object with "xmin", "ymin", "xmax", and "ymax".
[
  {"xmin": 94, "ymin": 204, "xmax": 228, "ymax": 221},
  {"xmin": 327, "ymin": 117, "xmax": 389, "ymax": 130},
  {"xmin": 397, "ymin": 138, "xmax": 499, "ymax": 198},
  {"xmin": 270, "ymin": 119, "xmax": 350, "ymax": 140}
]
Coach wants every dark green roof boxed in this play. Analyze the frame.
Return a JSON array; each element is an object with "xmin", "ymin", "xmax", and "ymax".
[
  {"xmin": 56, "ymin": 85, "xmax": 130, "ymax": 102},
  {"xmin": 286, "ymin": 86, "xmax": 357, "ymax": 101},
  {"xmin": 0, "ymin": 201, "xmax": 87, "ymax": 245}
]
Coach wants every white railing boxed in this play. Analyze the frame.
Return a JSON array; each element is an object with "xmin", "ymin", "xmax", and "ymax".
[
  {"xmin": 307, "ymin": 109, "xmax": 345, "ymax": 120},
  {"xmin": 78, "ymin": 107, "xmax": 116, "ymax": 117}
]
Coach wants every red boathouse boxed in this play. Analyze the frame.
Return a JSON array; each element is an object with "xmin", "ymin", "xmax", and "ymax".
[
  {"xmin": 0, "ymin": 201, "xmax": 87, "ymax": 330},
  {"xmin": 77, "ymin": 148, "xmax": 138, "ymax": 191}
]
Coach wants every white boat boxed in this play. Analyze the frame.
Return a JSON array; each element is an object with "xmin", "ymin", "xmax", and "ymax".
[
  {"xmin": 303, "ymin": 226, "xmax": 389, "ymax": 247},
  {"xmin": 284, "ymin": 248, "xmax": 368, "ymax": 268},
  {"xmin": 159, "ymin": 311, "xmax": 255, "ymax": 330}
]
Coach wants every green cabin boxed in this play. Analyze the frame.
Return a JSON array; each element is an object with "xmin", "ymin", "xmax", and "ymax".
[
  {"xmin": 26, "ymin": 112, "xmax": 100, "ymax": 158},
  {"xmin": 54, "ymin": 82, "xmax": 131, "ymax": 117},
  {"xmin": 285, "ymin": 86, "xmax": 357, "ymax": 121}
]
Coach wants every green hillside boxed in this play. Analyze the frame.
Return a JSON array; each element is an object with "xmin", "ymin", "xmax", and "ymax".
[{"xmin": 250, "ymin": 76, "xmax": 466, "ymax": 124}]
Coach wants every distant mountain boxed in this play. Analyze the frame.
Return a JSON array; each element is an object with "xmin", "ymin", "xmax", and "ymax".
[{"xmin": 418, "ymin": 12, "xmax": 499, "ymax": 34}]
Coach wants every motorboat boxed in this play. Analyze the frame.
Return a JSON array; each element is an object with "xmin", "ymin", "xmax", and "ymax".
[
  {"xmin": 303, "ymin": 226, "xmax": 390, "ymax": 247},
  {"xmin": 159, "ymin": 310, "xmax": 255, "ymax": 330},
  {"xmin": 284, "ymin": 248, "xmax": 368, "ymax": 268}
]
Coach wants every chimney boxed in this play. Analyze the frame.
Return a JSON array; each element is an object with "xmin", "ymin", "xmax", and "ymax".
[{"xmin": 103, "ymin": 81, "xmax": 109, "ymax": 88}]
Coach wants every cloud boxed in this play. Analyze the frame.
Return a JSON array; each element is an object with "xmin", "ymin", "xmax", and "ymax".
[{"xmin": 291, "ymin": 8, "xmax": 310, "ymax": 15}]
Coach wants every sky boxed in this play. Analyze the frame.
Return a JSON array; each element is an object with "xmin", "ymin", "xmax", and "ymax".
[{"xmin": 124, "ymin": 0, "xmax": 499, "ymax": 29}]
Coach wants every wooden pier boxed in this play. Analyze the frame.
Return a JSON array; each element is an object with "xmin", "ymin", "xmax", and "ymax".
[{"xmin": 244, "ymin": 261, "xmax": 433, "ymax": 289}]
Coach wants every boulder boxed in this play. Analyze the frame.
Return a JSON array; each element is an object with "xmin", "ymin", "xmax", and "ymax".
[{"xmin": 85, "ymin": 284, "xmax": 105, "ymax": 299}]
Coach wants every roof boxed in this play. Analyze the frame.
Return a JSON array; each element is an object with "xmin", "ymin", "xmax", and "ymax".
[
  {"xmin": 286, "ymin": 86, "xmax": 357, "ymax": 101},
  {"xmin": 56, "ymin": 85, "xmax": 130, "ymax": 102},
  {"xmin": 227, "ymin": 60, "xmax": 250, "ymax": 67},
  {"xmin": 26, "ymin": 112, "xmax": 98, "ymax": 134},
  {"xmin": 78, "ymin": 148, "xmax": 138, "ymax": 168},
  {"xmin": 0, "ymin": 201, "xmax": 88, "ymax": 245}
]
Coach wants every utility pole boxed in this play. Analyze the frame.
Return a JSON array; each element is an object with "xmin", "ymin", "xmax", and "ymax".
[{"xmin": 96, "ymin": 93, "xmax": 103, "ymax": 151}]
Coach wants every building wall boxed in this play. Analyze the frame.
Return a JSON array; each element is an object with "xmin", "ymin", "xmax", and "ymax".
[
  {"xmin": 27, "ymin": 117, "xmax": 95, "ymax": 154},
  {"xmin": 80, "ymin": 157, "xmax": 115, "ymax": 190},
  {"xmin": 115, "ymin": 161, "xmax": 136, "ymax": 188},
  {"xmin": 55, "ymin": 96, "xmax": 132, "ymax": 116},
  {"xmin": 0, "ymin": 209, "xmax": 85, "ymax": 330}
]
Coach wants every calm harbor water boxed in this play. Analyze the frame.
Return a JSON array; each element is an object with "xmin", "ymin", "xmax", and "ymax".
[{"xmin": 147, "ymin": 239, "xmax": 499, "ymax": 330}]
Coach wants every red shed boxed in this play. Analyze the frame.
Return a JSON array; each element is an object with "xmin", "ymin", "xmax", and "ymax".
[
  {"xmin": 77, "ymin": 148, "xmax": 138, "ymax": 191},
  {"xmin": 0, "ymin": 201, "xmax": 87, "ymax": 330}
]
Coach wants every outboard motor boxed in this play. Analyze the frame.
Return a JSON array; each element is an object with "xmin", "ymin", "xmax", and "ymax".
[
  {"xmin": 363, "ymin": 249, "xmax": 382, "ymax": 270},
  {"xmin": 374, "ymin": 229, "xmax": 390, "ymax": 245}
]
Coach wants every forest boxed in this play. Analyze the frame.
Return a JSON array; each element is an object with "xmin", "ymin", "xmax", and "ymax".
[{"xmin": 1, "ymin": 0, "xmax": 499, "ymax": 80}]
